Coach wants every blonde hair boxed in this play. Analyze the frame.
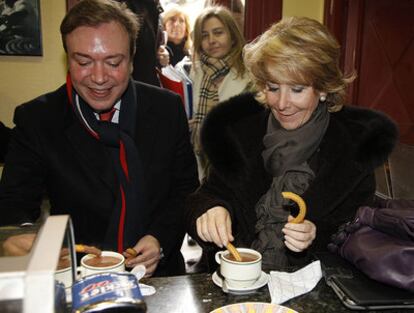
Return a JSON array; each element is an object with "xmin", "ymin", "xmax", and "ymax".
[
  {"xmin": 162, "ymin": 5, "xmax": 192, "ymax": 52},
  {"xmin": 243, "ymin": 16, "xmax": 355, "ymax": 111},
  {"xmin": 192, "ymin": 6, "xmax": 246, "ymax": 77}
]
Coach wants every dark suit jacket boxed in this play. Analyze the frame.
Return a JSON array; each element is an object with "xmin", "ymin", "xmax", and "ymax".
[
  {"xmin": 0, "ymin": 122, "xmax": 11, "ymax": 162},
  {"xmin": 0, "ymin": 81, "xmax": 199, "ymax": 276}
]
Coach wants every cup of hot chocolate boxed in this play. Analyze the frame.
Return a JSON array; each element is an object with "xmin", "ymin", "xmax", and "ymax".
[
  {"xmin": 55, "ymin": 255, "xmax": 73, "ymax": 289},
  {"xmin": 80, "ymin": 251, "xmax": 125, "ymax": 277},
  {"xmin": 215, "ymin": 247, "xmax": 262, "ymax": 289}
]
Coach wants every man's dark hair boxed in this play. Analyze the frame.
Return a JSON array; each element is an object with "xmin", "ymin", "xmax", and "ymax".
[{"xmin": 60, "ymin": 0, "xmax": 140, "ymax": 58}]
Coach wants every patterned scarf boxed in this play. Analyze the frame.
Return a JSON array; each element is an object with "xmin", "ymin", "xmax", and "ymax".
[
  {"xmin": 192, "ymin": 53, "xmax": 231, "ymax": 152},
  {"xmin": 251, "ymin": 102, "xmax": 330, "ymax": 270},
  {"xmin": 66, "ymin": 73, "xmax": 146, "ymax": 253}
]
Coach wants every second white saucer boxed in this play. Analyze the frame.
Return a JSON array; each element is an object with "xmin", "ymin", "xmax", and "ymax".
[{"xmin": 212, "ymin": 271, "xmax": 269, "ymax": 295}]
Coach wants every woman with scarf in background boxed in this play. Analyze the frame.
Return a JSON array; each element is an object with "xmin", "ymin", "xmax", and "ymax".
[
  {"xmin": 185, "ymin": 17, "xmax": 398, "ymax": 272},
  {"xmin": 189, "ymin": 6, "xmax": 250, "ymax": 179}
]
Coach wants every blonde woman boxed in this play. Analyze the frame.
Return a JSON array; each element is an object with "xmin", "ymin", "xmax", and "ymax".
[
  {"xmin": 185, "ymin": 17, "xmax": 397, "ymax": 271},
  {"xmin": 160, "ymin": 4, "xmax": 192, "ymax": 66},
  {"xmin": 190, "ymin": 6, "xmax": 250, "ymax": 176}
]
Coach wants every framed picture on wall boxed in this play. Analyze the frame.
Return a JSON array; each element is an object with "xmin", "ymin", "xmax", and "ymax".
[{"xmin": 0, "ymin": 0, "xmax": 42, "ymax": 56}]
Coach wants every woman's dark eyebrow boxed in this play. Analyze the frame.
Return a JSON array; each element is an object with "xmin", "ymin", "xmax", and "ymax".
[{"xmin": 202, "ymin": 27, "xmax": 225, "ymax": 33}]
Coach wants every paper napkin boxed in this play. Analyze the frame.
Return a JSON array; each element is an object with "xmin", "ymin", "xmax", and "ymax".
[{"xmin": 268, "ymin": 260, "xmax": 322, "ymax": 304}]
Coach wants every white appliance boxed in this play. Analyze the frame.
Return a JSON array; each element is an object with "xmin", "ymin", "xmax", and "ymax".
[{"xmin": 0, "ymin": 215, "xmax": 76, "ymax": 313}]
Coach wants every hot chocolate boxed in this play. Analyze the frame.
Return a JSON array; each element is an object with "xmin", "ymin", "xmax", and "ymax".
[
  {"xmin": 84, "ymin": 256, "xmax": 121, "ymax": 268},
  {"xmin": 225, "ymin": 252, "xmax": 259, "ymax": 262}
]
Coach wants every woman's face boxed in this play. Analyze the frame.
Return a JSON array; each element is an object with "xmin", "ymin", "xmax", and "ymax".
[
  {"xmin": 165, "ymin": 14, "xmax": 187, "ymax": 45},
  {"xmin": 201, "ymin": 16, "xmax": 232, "ymax": 59},
  {"xmin": 265, "ymin": 81, "xmax": 326, "ymax": 130}
]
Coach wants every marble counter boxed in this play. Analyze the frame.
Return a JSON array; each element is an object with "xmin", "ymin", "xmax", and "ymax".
[{"xmin": 143, "ymin": 273, "xmax": 414, "ymax": 313}]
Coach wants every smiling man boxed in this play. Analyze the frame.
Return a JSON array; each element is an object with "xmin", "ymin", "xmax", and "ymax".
[{"xmin": 0, "ymin": 0, "xmax": 198, "ymax": 277}]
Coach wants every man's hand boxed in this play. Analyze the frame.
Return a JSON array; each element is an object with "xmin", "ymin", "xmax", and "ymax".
[
  {"xmin": 196, "ymin": 206, "xmax": 234, "ymax": 248},
  {"xmin": 282, "ymin": 216, "xmax": 316, "ymax": 252},
  {"xmin": 3, "ymin": 233, "xmax": 36, "ymax": 256},
  {"xmin": 123, "ymin": 235, "xmax": 161, "ymax": 277}
]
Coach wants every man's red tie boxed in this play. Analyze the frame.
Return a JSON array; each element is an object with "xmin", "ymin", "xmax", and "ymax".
[{"xmin": 99, "ymin": 107, "xmax": 116, "ymax": 122}]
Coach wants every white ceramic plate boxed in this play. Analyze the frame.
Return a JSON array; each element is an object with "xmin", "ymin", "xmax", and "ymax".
[
  {"xmin": 212, "ymin": 271, "xmax": 269, "ymax": 295},
  {"xmin": 210, "ymin": 302, "xmax": 298, "ymax": 313}
]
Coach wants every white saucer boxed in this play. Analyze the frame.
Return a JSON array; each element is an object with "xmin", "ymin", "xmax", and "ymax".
[{"xmin": 212, "ymin": 271, "xmax": 269, "ymax": 294}]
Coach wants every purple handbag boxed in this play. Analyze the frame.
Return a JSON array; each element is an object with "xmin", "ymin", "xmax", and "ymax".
[{"xmin": 328, "ymin": 200, "xmax": 414, "ymax": 291}]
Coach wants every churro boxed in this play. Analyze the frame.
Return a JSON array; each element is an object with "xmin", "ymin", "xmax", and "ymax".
[
  {"xmin": 282, "ymin": 191, "xmax": 307, "ymax": 223},
  {"xmin": 125, "ymin": 247, "xmax": 138, "ymax": 257},
  {"xmin": 75, "ymin": 244, "xmax": 102, "ymax": 256},
  {"xmin": 226, "ymin": 242, "xmax": 242, "ymax": 262}
]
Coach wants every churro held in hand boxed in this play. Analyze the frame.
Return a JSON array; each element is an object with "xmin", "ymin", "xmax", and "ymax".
[{"xmin": 282, "ymin": 191, "xmax": 307, "ymax": 224}]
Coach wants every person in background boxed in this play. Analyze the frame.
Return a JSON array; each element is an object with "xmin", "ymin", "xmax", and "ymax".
[
  {"xmin": 119, "ymin": 0, "xmax": 164, "ymax": 86},
  {"xmin": 0, "ymin": 121, "xmax": 11, "ymax": 163},
  {"xmin": 158, "ymin": 4, "xmax": 191, "ymax": 67},
  {"xmin": 185, "ymin": 16, "xmax": 398, "ymax": 272},
  {"xmin": 0, "ymin": 0, "xmax": 198, "ymax": 277},
  {"xmin": 190, "ymin": 6, "xmax": 250, "ymax": 178}
]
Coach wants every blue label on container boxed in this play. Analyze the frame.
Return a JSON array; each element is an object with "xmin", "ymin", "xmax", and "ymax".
[{"xmin": 72, "ymin": 272, "xmax": 143, "ymax": 311}]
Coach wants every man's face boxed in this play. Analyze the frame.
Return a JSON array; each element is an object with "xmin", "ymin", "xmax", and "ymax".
[{"xmin": 66, "ymin": 21, "xmax": 132, "ymax": 112}]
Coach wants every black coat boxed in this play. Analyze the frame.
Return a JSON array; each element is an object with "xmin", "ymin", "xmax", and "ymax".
[
  {"xmin": 0, "ymin": 122, "xmax": 11, "ymax": 162},
  {"xmin": 121, "ymin": 0, "xmax": 162, "ymax": 86},
  {"xmin": 166, "ymin": 41, "xmax": 187, "ymax": 67},
  {"xmin": 0, "ymin": 81, "xmax": 199, "ymax": 276},
  {"xmin": 185, "ymin": 92, "xmax": 398, "ymax": 271}
]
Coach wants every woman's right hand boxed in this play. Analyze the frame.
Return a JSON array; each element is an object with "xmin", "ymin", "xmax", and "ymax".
[
  {"xmin": 196, "ymin": 206, "xmax": 234, "ymax": 248},
  {"xmin": 157, "ymin": 46, "xmax": 170, "ymax": 67},
  {"xmin": 188, "ymin": 118, "xmax": 196, "ymax": 132}
]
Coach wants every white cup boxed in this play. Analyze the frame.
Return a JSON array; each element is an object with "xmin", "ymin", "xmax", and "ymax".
[
  {"xmin": 215, "ymin": 247, "xmax": 262, "ymax": 288},
  {"xmin": 55, "ymin": 254, "xmax": 74, "ymax": 288},
  {"xmin": 55, "ymin": 265, "xmax": 73, "ymax": 289},
  {"xmin": 80, "ymin": 251, "xmax": 125, "ymax": 277}
]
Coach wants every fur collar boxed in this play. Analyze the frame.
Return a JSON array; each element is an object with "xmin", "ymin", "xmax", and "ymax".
[{"xmin": 201, "ymin": 92, "xmax": 398, "ymax": 178}]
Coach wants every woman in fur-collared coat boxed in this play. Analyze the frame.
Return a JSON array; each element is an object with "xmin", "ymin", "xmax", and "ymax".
[{"xmin": 185, "ymin": 17, "xmax": 398, "ymax": 272}]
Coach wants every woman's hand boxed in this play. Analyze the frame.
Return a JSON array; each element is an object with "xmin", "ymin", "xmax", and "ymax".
[
  {"xmin": 188, "ymin": 118, "xmax": 196, "ymax": 132},
  {"xmin": 196, "ymin": 206, "xmax": 234, "ymax": 248},
  {"xmin": 157, "ymin": 46, "xmax": 170, "ymax": 67},
  {"xmin": 282, "ymin": 216, "xmax": 316, "ymax": 252}
]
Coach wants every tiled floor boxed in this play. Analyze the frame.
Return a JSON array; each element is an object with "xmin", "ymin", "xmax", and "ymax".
[{"xmin": 180, "ymin": 233, "xmax": 203, "ymax": 274}]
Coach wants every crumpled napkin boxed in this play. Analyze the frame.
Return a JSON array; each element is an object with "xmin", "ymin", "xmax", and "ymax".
[
  {"xmin": 131, "ymin": 264, "xmax": 156, "ymax": 296},
  {"xmin": 268, "ymin": 260, "xmax": 322, "ymax": 304}
]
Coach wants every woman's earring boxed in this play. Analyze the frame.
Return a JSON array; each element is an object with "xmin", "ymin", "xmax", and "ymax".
[{"xmin": 320, "ymin": 95, "xmax": 326, "ymax": 102}]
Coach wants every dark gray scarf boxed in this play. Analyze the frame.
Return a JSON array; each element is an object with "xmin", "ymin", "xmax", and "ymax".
[
  {"xmin": 251, "ymin": 102, "xmax": 330, "ymax": 270},
  {"xmin": 67, "ymin": 75, "xmax": 146, "ymax": 253}
]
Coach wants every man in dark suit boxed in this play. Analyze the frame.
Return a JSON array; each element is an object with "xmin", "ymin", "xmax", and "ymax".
[{"xmin": 0, "ymin": 0, "xmax": 198, "ymax": 277}]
